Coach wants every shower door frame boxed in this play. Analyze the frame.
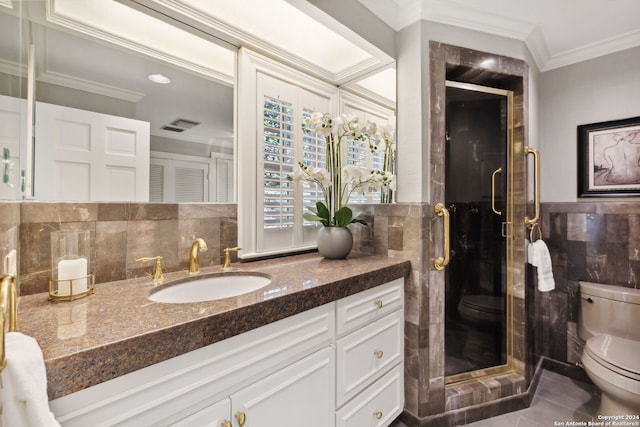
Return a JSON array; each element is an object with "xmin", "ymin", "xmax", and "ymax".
[{"xmin": 443, "ymin": 80, "xmax": 515, "ymax": 385}]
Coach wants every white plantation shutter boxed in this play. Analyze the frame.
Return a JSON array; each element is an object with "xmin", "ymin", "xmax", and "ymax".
[
  {"xmin": 262, "ymin": 95, "xmax": 295, "ymax": 229},
  {"xmin": 340, "ymin": 93, "xmax": 395, "ymax": 203},
  {"xmin": 175, "ymin": 167, "xmax": 205, "ymax": 202},
  {"xmin": 301, "ymin": 107, "xmax": 326, "ymax": 222},
  {"xmin": 149, "ymin": 163, "xmax": 164, "ymax": 202},
  {"xmin": 215, "ymin": 157, "xmax": 232, "ymax": 202},
  {"xmin": 255, "ymin": 72, "xmax": 330, "ymax": 254},
  {"xmin": 149, "ymin": 156, "xmax": 209, "ymax": 202}
]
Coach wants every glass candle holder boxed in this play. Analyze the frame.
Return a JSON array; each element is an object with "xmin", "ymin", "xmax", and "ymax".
[{"xmin": 50, "ymin": 230, "xmax": 94, "ymax": 301}]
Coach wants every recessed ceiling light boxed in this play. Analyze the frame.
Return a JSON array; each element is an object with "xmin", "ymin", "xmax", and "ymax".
[{"xmin": 148, "ymin": 74, "xmax": 171, "ymax": 84}]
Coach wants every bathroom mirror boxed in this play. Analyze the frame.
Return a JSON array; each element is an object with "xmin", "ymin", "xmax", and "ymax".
[
  {"xmin": 0, "ymin": 1, "xmax": 235, "ymax": 202},
  {"xmin": 0, "ymin": 0, "xmax": 396, "ymax": 203}
]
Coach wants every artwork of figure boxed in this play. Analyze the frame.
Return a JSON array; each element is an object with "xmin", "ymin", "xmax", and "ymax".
[{"xmin": 593, "ymin": 129, "xmax": 640, "ymax": 186}]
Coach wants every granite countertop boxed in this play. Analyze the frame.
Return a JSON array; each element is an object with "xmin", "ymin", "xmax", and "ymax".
[{"xmin": 17, "ymin": 252, "xmax": 410, "ymax": 400}]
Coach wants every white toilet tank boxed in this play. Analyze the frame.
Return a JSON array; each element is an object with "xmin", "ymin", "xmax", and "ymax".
[{"xmin": 578, "ymin": 281, "xmax": 640, "ymax": 341}]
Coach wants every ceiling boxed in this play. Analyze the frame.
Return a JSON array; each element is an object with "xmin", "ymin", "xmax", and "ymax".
[
  {"xmin": 358, "ymin": 0, "xmax": 640, "ymax": 71},
  {"xmin": 0, "ymin": 0, "xmax": 397, "ymax": 152}
]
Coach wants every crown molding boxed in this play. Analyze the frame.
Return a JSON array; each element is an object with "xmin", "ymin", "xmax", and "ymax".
[
  {"xmin": 130, "ymin": 0, "xmax": 391, "ymax": 85},
  {"xmin": 0, "ymin": 58, "xmax": 26, "ymax": 78},
  {"xmin": 46, "ymin": 0, "xmax": 234, "ymax": 86},
  {"xmin": 542, "ymin": 28, "xmax": 640, "ymax": 71},
  {"xmin": 360, "ymin": 0, "xmax": 640, "ymax": 72},
  {"xmin": 37, "ymin": 70, "xmax": 146, "ymax": 103}
]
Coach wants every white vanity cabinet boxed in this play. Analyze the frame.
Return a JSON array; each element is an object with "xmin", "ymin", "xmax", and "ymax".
[
  {"xmin": 172, "ymin": 347, "xmax": 334, "ymax": 427},
  {"xmin": 50, "ymin": 279, "xmax": 404, "ymax": 427},
  {"xmin": 335, "ymin": 278, "xmax": 404, "ymax": 426},
  {"xmin": 170, "ymin": 398, "xmax": 230, "ymax": 427}
]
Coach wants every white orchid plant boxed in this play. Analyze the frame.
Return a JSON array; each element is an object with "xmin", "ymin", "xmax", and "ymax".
[
  {"xmin": 289, "ymin": 112, "xmax": 396, "ymax": 227},
  {"xmin": 370, "ymin": 123, "xmax": 396, "ymax": 203}
]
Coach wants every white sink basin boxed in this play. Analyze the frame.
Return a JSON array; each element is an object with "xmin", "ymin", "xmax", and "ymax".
[{"xmin": 148, "ymin": 273, "xmax": 272, "ymax": 303}]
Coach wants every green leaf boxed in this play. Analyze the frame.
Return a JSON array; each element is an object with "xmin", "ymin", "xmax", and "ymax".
[
  {"xmin": 316, "ymin": 202, "xmax": 330, "ymax": 220},
  {"xmin": 334, "ymin": 206, "xmax": 353, "ymax": 227},
  {"xmin": 303, "ymin": 212, "xmax": 329, "ymax": 226}
]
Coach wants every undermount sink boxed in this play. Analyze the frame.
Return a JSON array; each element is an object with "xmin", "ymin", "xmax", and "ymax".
[{"xmin": 148, "ymin": 272, "xmax": 272, "ymax": 303}]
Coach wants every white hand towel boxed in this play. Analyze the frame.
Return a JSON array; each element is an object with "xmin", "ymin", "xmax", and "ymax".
[
  {"xmin": 1, "ymin": 332, "xmax": 60, "ymax": 427},
  {"xmin": 528, "ymin": 240, "xmax": 555, "ymax": 292}
]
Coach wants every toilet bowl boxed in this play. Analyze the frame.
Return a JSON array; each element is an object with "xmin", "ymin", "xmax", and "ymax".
[
  {"xmin": 458, "ymin": 295, "xmax": 503, "ymax": 326},
  {"xmin": 457, "ymin": 295, "xmax": 504, "ymax": 364},
  {"xmin": 578, "ymin": 282, "xmax": 640, "ymax": 415}
]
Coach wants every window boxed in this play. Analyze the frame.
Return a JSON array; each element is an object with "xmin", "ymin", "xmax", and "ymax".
[
  {"xmin": 254, "ymin": 72, "xmax": 333, "ymax": 254},
  {"xmin": 340, "ymin": 92, "xmax": 396, "ymax": 204},
  {"xmin": 262, "ymin": 96, "xmax": 295, "ymax": 229},
  {"xmin": 238, "ymin": 48, "xmax": 395, "ymax": 258}
]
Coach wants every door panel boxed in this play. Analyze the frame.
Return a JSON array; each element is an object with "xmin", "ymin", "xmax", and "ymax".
[{"xmin": 443, "ymin": 81, "xmax": 513, "ymax": 381}]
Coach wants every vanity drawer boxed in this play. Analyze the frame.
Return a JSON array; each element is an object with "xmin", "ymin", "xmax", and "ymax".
[
  {"xmin": 336, "ymin": 309, "xmax": 403, "ymax": 406},
  {"xmin": 335, "ymin": 363, "xmax": 403, "ymax": 427},
  {"xmin": 336, "ymin": 278, "xmax": 403, "ymax": 337}
]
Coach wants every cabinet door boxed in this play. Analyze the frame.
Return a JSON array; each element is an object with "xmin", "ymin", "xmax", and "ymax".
[
  {"xmin": 170, "ymin": 397, "xmax": 231, "ymax": 427},
  {"xmin": 335, "ymin": 364, "xmax": 403, "ymax": 427},
  {"xmin": 336, "ymin": 310, "xmax": 403, "ymax": 406},
  {"xmin": 231, "ymin": 347, "xmax": 334, "ymax": 427}
]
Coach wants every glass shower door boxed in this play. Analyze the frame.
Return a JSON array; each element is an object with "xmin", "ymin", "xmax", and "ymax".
[{"xmin": 443, "ymin": 81, "xmax": 513, "ymax": 382}]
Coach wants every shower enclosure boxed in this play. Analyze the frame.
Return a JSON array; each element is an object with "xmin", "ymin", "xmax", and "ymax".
[{"xmin": 443, "ymin": 81, "xmax": 514, "ymax": 383}]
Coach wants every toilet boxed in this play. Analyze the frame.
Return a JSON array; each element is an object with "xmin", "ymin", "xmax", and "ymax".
[
  {"xmin": 457, "ymin": 295, "xmax": 504, "ymax": 364},
  {"xmin": 458, "ymin": 295, "xmax": 504, "ymax": 326},
  {"xmin": 578, "ymin": 281, "xmax": 640, "ymax": 415}
]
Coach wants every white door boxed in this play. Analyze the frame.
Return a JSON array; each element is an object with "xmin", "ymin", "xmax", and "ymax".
[
  {"xmin": 231, "ymin": 347, "xmax": 335, "ymax": 427},
  {"xmin": 34, "ymin": 102, "xmax": 150, "ymax": 201},
  {"xmin": 0, "ymin": 95, "xmax": 26, "ymax": 200}
]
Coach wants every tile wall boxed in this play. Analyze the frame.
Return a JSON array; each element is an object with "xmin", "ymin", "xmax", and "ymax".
[
  {"xmin": 533, "ymin": 202, "xmax": 640, "ymax": 371},
  {"xmin": 13, "ymin": 202, "xmax": 237, "ymax": 295}
]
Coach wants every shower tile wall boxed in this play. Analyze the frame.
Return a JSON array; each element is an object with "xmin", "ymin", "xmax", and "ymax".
[{"xmin": 533, "ymin": 202, "xmax": 640, "ymax": 370}]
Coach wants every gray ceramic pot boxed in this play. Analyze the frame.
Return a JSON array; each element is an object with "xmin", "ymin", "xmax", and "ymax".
[{"xmin": 316, "ymin": 226, "xmax": 353, "ymax": 259}]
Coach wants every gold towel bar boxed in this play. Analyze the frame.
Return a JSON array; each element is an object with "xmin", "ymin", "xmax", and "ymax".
[{"xmin": 0, "ymin": 274, "xmax": 18, "ymax": 372}]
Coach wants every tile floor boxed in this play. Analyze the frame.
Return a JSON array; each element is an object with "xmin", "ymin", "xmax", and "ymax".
[{"xmin": 393, "ymin": 369, "xmax": 601, "ymax": 427}]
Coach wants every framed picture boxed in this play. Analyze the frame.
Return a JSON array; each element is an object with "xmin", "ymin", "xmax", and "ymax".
[{"xmin": 578, "ymin": 116, "xmax": 640, "ymax": 197}]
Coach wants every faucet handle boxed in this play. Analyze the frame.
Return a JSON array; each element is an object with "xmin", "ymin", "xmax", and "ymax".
[
  {"xmin": 136, "ymin": 256, "xmax": 164, "ymax": 282},
  {"xmin": 222, "ymin": 247, "xmax": 242, "ymax": 270}
]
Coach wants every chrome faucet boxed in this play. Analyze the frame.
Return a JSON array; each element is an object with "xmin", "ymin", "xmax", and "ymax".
[{"xmin": 188, "ymin": 236, "xmax": 208, "ymax": 274}]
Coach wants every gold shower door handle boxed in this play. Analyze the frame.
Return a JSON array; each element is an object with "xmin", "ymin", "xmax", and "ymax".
[
  {"xmin": 434, "ymin": 202, "xmax": 450, "ymax": 270},
  {"xmin": 491, "ymin": 167, "xmax": 503, "ymax": 216},
  {"xmin": 525, "ymin": 147, "xmax": 540, "ymax": 226}
]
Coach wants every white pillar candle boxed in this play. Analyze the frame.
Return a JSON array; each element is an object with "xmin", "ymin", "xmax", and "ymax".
[{"xmin": 57, "ymin": 257, "xmax": 88, "ymax": 296}]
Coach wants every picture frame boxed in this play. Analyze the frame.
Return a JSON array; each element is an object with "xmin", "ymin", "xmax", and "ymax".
[{"xmin": 577, "ymin": 116, "xmax": 640, "ymax": 197}]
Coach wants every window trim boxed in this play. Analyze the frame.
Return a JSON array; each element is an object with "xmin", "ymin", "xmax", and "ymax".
[{"xmin": 237, "ymin": 48, "xmax": 338, "ymax": 259}]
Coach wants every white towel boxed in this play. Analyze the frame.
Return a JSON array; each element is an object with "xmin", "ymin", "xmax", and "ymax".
[
  {"xmin": 0, "ymin": 332, "xmax": 60, "ymax": 427},
  {"xmin": 528, "ymin": 239, "xmax": 555, "ymax": 292}
]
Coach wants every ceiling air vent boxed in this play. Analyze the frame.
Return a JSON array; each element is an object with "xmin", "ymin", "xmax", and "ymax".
[
  {"xmin": 170, "ymin": 118, "xmax": 200, "ymax": 129},
  {"xmin": 161, "ymin": 125, "xmax": 185, "ymax": 132}
]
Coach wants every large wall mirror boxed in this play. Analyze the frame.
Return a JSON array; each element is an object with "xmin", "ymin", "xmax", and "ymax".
[
  {"xmin": 0, "ymin": 0, "xmax": 235, "ymax": 202},
  {"xmin": 0, "ymin": 0, "xmax": 395, "ymax": 204}
]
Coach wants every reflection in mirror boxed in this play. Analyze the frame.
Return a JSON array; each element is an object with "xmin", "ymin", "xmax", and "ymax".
[
  {"xmin": 0, "ymin": 8, "xmax": 27, "ymax": 201},
  {"xmin": 0, "ymin": 2, "xmax": 235, "ymax": 202}
]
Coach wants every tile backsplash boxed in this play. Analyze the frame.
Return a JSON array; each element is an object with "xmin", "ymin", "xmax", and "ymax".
[{"xmin": 15, "ymin": 202, "xmax": 237, "ymax": 295}]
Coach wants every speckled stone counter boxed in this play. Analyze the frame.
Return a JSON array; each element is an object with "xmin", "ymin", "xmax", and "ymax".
[{"xmin": 17, "ymin": 252, "xmax": 410, "ymax": 400}]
